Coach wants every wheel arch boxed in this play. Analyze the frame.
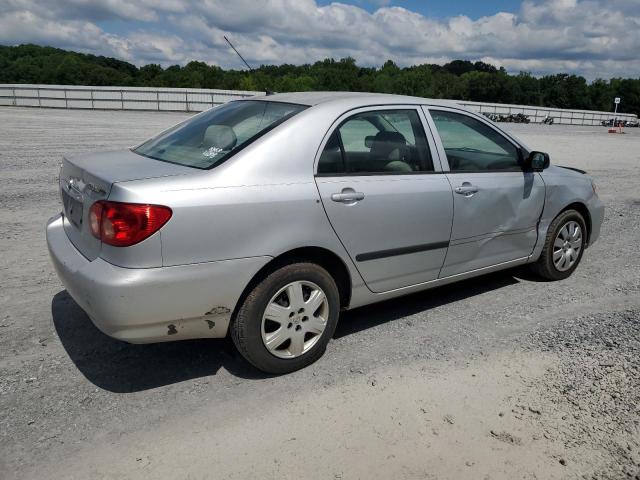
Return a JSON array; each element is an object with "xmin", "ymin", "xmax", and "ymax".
[
  {"xmin": 560, "ymin": 202, "xmax": 592, "ymax": 245},
  {"xmin": 230, "ymin": 246, "xmax": 353, "ymax": 331}
]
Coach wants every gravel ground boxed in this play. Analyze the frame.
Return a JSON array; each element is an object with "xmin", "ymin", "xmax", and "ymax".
[
  {"xmin": 528, "ymin": 309, "xmax": 640, "ymax": 478},
  {"xmin": 0, "ymin": 107, "xmax": 639, "ymax": 479}
]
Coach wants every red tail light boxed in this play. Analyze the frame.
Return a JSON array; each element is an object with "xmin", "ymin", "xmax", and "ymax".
[{"xmin": 89, "ymin": 201, "xmax": 172, "ymax": 247}]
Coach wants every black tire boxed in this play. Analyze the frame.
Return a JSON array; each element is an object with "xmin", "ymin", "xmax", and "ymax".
[
  {"xmin": 230, "ymin": 262, "xmax": 340, "ymax": 374},
  {"xmin": 530, "ymin": 209, "xmax": 587, "ymax": 281}
]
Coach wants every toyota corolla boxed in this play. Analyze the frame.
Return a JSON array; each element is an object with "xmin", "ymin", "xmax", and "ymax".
[{"xmin": 47, "ymin": 92, "xmax": 604, "ymax": 373}]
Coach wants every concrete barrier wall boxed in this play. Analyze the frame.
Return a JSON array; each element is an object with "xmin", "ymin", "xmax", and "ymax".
[
  {"xmin": 458, "ymin": 100, "xmax": 637, "ymax": 126},
  {"xmin": 0, "ymin": 84, "xmax": 262, "ymax": 112},
  {"xmin": 0, "ymin": 84, "xmax": 636, "ymax": 125}
]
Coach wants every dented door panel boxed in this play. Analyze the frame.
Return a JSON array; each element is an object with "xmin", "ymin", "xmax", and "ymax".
[{"xmin": 440, "ymin": 171, "xmax": 545, "ymax": 277}]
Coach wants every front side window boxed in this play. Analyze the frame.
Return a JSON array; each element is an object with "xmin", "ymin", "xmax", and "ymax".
[
  {"xmin": 135, "ymin": 101, "xmax": 306, "ymax": 169},
  {"xmin": 318, "ymin": 109, "xmax": 433, "ymax": 175},
  {"xmin": 430, "ymin": 110, "xmax": 520, "ymax": 172}
]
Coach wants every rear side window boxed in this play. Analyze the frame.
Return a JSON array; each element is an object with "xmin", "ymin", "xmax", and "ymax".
[
  {"xmin": 430, "ymin": 110, "xmax": 520, "ymax": 172},
  {"xmin": 318, "ymin": 109, "xmax": 433, "ymax": 175},
  {"xmin": 135, "ymin": 101, "xmax": 306, "ymax": 169}
]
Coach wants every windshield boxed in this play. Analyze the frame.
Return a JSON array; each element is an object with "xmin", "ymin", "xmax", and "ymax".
[{"xmin": 134, "ymin": 100, "xmax": 306, "ymax": 169}]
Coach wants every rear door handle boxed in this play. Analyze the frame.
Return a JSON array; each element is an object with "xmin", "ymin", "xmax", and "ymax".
[
  {"xmin": 454, "ymin": 182, "xmax": 479, "ymax": 196},
  {"xmin": 331, "ymin": 190, "xmax": 365, "ymax": 203}
]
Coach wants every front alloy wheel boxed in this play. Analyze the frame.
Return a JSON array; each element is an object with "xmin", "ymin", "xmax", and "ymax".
[
  {"xmin": 531, "ymin": 209, "xmax": 587, "ymax": 280},
  {"xmin": 552, "ymin": 220, "xmax": 583, "ymax": 271}
]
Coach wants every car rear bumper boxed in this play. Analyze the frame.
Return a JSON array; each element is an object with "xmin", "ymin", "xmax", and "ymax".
[{"xmin": 46, "ymin": 214, "xmax": 271, "ymax": 343}]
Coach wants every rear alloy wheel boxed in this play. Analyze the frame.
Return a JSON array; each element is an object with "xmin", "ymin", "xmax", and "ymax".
[
  {"xmin": 530, "ymin": 209, "xmax": 587, "ymax": 280},
  {"xmin": 231, "ymin": 262, "xmax": 340, "ymax": 374},
  {"xmin": 261, "ymin": 280, "xmax": 330, "ymax": 359}
]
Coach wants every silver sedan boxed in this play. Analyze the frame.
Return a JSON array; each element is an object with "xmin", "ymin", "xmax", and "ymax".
[{"xmin": 47, "ymin": 92, "xmax": 604, "ymax": 373}]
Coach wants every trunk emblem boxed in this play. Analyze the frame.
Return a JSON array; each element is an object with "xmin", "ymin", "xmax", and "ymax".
[
  {"xmin": 66, "ymin": 177, "xmax": 83, "ymax": 195},
  {"xmin": 85, "ymin": 183, "xmax": 106, "ymax": 195},
  {"xmin": 65, "ymin": 177, "xmax": 105, "ymax": 195}
]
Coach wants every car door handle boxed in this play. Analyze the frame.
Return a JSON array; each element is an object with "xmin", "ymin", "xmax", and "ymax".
[
  {"xmin": 331, "ymin": 191, "xmax": 365, "ymax": 203},
  {"xmin": 454, "ymin": 183, "xmax": 479, "ymax": 196}
]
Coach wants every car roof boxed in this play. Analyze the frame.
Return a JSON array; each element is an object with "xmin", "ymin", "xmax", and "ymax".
[{"xmin": 247, "ymin": 91, "xmax": 462, "ymax": 109}]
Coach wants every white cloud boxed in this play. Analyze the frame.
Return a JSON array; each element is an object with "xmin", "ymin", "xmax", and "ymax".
[
  {"xmin": 1, "ymin": 0, "xmax": 639, "ymax": 78},
  {"xmin": 0, "ymin": 10, "xmax": 132, "ymax": 59}
]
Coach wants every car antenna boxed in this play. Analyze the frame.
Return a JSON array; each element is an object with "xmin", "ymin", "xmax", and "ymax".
[{"xmin": 224, "ymin": 35, "xmax": 274, "ymax": 96}]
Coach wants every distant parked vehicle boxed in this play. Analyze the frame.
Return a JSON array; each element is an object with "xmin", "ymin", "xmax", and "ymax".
[
  {"xmin": 481, "ymin": 112, "xmax": 529, "ymax": 123},
  {"xmin": 600, "ymin": 118, "xmax": 635, "ymax": 127},
  {"xmin": 482, "ymin": 112, "xmax": 501, "ymax": 122},
  {"xmin": 510, "ymin": 113, "xmax": 531, "ymax": 124},
  {"xmin": 47, "ymin": 92, "xmax": 604, "ymax": 374}
]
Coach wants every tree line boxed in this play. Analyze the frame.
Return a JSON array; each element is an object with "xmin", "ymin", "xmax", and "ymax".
[{"xmin": 1, "ymin": 44, "xmax": 639, "ymax": 115}]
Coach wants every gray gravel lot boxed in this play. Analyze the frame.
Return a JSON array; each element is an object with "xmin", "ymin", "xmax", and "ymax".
[{"xmin": 0, "ymin": 107, "xmax": 639, "ymax": 479}]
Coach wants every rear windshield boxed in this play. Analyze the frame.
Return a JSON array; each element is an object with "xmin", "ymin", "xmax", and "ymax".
[{"xmin": 134, "ymin": 100, "xmax": 306, "ymax": 169}]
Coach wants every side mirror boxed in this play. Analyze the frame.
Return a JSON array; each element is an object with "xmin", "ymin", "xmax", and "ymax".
[{"xmin": 524, "ymin": 151, "xmax": 550, "ymax": 171}]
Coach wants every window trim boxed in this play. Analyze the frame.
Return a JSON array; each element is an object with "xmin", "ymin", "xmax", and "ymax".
[
  {"xmin": 423, "ymin": 106, "xmax": 527, "ymax": 174},
  {"xmin": 314, "ymin": 105, "xmax": 444, "ymax": 177}
]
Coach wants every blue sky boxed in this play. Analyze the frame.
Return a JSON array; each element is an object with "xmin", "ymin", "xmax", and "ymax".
[
  {"xmin": 320, "ymin": 0, "xmax": 523, "ymax": 19},
  {"xmin": 1, "ymin": 1, "xmax": 639, "ymax": 79}
]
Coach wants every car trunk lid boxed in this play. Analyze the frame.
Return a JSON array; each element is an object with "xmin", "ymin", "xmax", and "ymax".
[{"xmin": 59, "ymin": 149, "xmax": 191, "ymax": 260}]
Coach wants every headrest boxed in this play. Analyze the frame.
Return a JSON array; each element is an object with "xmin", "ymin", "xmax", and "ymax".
[
  {"xmin": 370, "ymin": 131, "xmax": 407, "ymax": 159},
  {"xmin": 202, "ymin": 125, "xmax": 237, "ymax": 150},
  {"xmin": 372, "ymin": 131, "xmax": 406, "ymax": 145}
]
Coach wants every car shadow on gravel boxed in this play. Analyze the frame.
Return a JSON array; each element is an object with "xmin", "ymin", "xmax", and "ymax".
[
  {"xmin": 51, "ymin": 291, "xmax": 270, "ymax": 393},
  {"xmin": 53, "ymin": 269, "xmax": 523, "ymax": 393},
  {"xmin": 334, "ymin": 269, "xmax": 522, "ymax": 338}
]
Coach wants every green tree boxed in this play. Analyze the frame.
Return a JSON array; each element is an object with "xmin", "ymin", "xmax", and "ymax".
[{"xmin": 0, "ymin": 44, "xmax": 639, "ymax": 116}]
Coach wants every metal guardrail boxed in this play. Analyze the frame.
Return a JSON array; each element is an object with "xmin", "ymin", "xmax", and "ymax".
[
  {"xmin": 458, "ymin": 100, "xmax": 637, "ymax": 126},
  {"xmin": 0, "ymin": 84, "xmax": 637, "ymax": 125},
  {"xmin": 0, "ymin": 84, "xmax": 263, "ymax": 112}
]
